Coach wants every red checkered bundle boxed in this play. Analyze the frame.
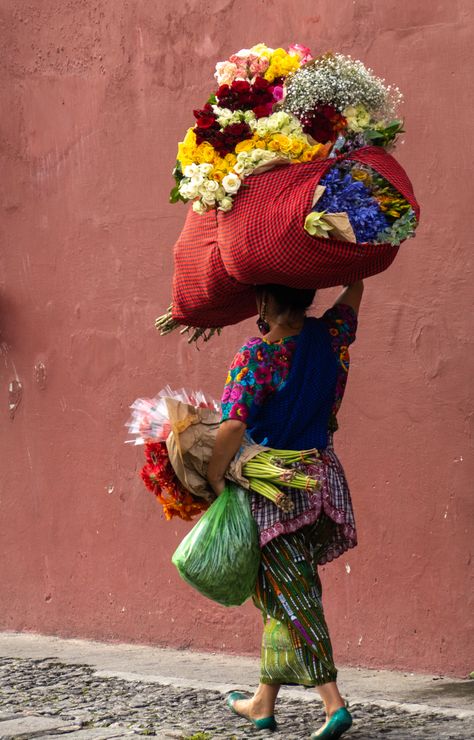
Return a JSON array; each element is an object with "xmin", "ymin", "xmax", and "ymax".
[{"xmin": 171, "ymin": 146, "xmax": 419, "ymax": 328}]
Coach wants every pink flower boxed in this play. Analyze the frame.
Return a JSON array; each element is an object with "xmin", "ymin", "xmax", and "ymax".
[
  {"xmin": 214, "ymin": 60, "xmax": 238, "ymax": 86},
  {"xmin": 221, "ymin": 386, "xmax": 232, "ymax": 403},
  {"xmin": 229, "ymin": 386, "xmax": 243, "ymax": 402},
  {"xmin": 230, "ymin": 402, "xmax": 249, "ymax": 422},
  {"xmin": 288, "ymin": 43, "xmax": 313, "ymax": 64},
  {"xmin": 254, "ymin": 365, "xmax": 272, "ymax": 385},
  {"xmin": 271, "ymin": 85, "xmax": 284, "ymax": 103},
  {"xmin": 248, "ymin": 54, "xmax": 270, "ymax": 80}
]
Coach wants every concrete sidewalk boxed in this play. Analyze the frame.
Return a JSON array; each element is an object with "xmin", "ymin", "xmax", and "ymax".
[{"xmin": 1, "ymin": 631, "xmax": 473, "ymax": 720}]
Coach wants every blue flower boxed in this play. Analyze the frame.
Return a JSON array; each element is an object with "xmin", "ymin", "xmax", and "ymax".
[{"xmin": 316, "ymin": 165, "xmax": 390, "ymax": 243}]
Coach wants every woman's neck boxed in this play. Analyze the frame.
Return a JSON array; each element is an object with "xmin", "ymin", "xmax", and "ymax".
[{"xmin": 263, "ymin": 313, "xmax": 305, "ymax": 341}]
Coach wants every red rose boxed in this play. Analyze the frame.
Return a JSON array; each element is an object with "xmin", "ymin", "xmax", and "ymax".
[
  {"xmin": 252, "ymin": 76, "xmax": 270, "ymax": 91},
  {"xmin": 301, "ymin": 105, "xmax": 346, "ymax": 144},
  {"xmin": 232, "ymin": 79, "xmax": 251, "ymax": 93},
  {"xmin": 253, "ymin": 103, "xmax": 273, "ymax": 119},
  {"xmin": 193, "ymin": 103, "xmax": 217, "ymax": 129},
  {"xmin": 217, "ymin": 84, "xmax": 231, "ymax": 98}
]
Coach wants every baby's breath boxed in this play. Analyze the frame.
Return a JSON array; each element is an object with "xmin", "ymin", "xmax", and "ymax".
[{"xmin": 283, "ymin": 53, "xmax": 403, "ymax": 119}]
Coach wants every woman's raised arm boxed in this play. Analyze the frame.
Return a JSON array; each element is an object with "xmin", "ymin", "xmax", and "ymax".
[{"xmin": 333, "ymin": 280, "xmax": 364, "ymax": 315}]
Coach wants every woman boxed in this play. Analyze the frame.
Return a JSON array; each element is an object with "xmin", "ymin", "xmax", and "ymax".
[{"xmin": 207, "ymin": 280, "xmax": 364, "ymax": 739}]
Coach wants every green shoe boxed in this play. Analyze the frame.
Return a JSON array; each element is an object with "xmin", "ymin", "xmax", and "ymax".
[
  {"xmin": 310, "ymin": 707, "xmax": 352, "ymax": 739},
  {"xmin": 226, "ymin": 691, "xmax": 277, "ymax": 731}
]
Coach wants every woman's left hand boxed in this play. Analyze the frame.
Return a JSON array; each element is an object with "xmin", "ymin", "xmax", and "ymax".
[
  {"xmin": 207, "ymin": 419, "xmax": 247, "ymax": 496},
  {"xmin": 209, "ymin": 477, "xmax": 226, "ymax": 497}
]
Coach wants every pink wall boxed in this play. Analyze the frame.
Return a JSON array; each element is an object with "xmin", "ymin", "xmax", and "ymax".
[{"xmin": 1, "ymin": 1, "xmax": 472, "ymax": 676}]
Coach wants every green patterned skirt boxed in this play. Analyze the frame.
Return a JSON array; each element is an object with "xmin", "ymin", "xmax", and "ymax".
[{"xmin": 253, "ymin": 515, "xmax": 338, "ymax": 687}]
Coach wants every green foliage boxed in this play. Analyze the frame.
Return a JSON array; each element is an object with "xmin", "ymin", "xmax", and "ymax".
[
  {"xmin": 364, "ymin": 119, "xmax": 404, "ymax": 147},
  {"xmin": 376, "ymin": 209, "xmax": 418, "ymax": 245}
]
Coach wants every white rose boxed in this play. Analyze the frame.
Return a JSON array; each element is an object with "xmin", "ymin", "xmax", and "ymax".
[
  {"xmin": 216, "ymin": 110, "xmax": 233, "ymax": 126},
  {"xmin": 218, "ymin": 196, "xmax": 234, "ymax": 212},
  {"xmin": 274, "ymin": 111, "xmax": 289, "ymax": 127},
  {"xmin": 234, "ymin": 161, "xmax": 246, "ymax": 175},
  {"xmin": 222, "ymin": 173, "xmax": 242, "ymax": 194},
  {"xmin": 190, "ymin": 173, "xmax": 204, "ymax": 188},
  {"xmin": 183, "ymin": 164, "xmax": 199, "ymax": 178},
  {"xmin": 203, "ymin": 179, "xmax": 219, "ymax": 192},
  {"xmin": 199, "ymin": 163, "xmax": 214, "ymax": 175},
  {"xmin": 192, "ymin": 200, "xmax": 206, "ymax": 214},
  {"xmin": 201, "ymin": 192, "xmax": 216, "ymax": 206},
  {"xmin": 179, "ymin": 182, "xmax": 199, "ymax": 200}
]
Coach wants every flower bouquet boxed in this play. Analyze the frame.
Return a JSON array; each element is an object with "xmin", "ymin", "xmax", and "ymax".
[
  {"xmin": 126, "ymin": 387, "xmax": 323, "ymax": 521},
  {"xmin": 157, "ymin": 44, "xmax": 419, "ymax": 341},
  {"xmin": 170, "ymin": 45, "xmax": 404, "ymax": 216}
]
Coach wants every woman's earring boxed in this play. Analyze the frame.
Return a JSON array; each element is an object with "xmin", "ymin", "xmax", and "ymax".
[{"xmin": 256, "ymin": 297, "xmax": 270, "ymax": 335}]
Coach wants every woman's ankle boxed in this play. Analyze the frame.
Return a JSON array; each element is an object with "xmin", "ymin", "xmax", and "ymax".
[
  {"xmin": 252, "ymin": 683, "xmax": 280, "ymax": 714},
  {"xmin": 324, "ymin": 700, "xmax": 346, "ymax": 717}
]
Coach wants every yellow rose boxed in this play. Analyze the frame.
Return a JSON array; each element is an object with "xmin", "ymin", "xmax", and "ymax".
[
  {"xmin": 250, "ymin": 43, "xmax": 273, "ymax": 57},
  {"xmin": 272, "ymin": 134, "xmax": 292, "ymax": 153},
  {"xmin": 300, "ymin": 149, "xmax": 315, "ymax": 162},
  {"xmin": 235, "ymin": 139, "xmax": 255, "ymax": 153},
  {"xmin": 290, "ymin": 139, "xmax": 304, "ymax": 157},
  {"xmin": 267, "ymin": 139, "xmax": 281, "ymax": 151},
  {"xmin": 264, "ymin": 48, "xmax": 300, "ymax": 81},
  {"xmin": 182, "ymin": 127, "xmax": 197, "ymax": 148},
  {"xmin": 194, "ymin": 142, "xmax": 215, "ymax": 164},
  {"xmin": 224, "ymin": 153, "xmax": 237, "ymax": 167}
]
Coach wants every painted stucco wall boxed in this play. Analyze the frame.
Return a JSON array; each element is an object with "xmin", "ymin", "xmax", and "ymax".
[{"xmin": 1, "ymin": 0, "xmax": 472, "ymax": 676}]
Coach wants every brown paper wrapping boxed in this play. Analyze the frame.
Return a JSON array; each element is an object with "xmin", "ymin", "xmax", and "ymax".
[
  {"xmin": 311, "ymin": 184, "xmax": 357, "ymax": 243},
  {"xmin": 164, "ymin": 398, "xmax": 266, "ymax": 502}
]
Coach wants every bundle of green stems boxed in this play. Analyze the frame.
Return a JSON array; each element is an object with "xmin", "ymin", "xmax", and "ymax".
[
  {"xmin": 155, "ymin": 305, "xmax": 220, "ymax": 344},
  {"xmin": 242, "ymin": 449, "xmax": 323, "ymax": 512}
]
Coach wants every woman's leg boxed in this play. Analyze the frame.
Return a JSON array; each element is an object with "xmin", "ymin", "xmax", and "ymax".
[
  {"xmin": 231, "ymin": 682, "xmax": 280, "ymax": 719},
  {"xmin": 316, "ymin": 680, "xmax": 345, "ymax": 717}
]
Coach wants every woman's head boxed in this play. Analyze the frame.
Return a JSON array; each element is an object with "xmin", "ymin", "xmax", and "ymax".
[{"xmin": 255, "ymin": 284, "xmax": 316, "ymax": 317}]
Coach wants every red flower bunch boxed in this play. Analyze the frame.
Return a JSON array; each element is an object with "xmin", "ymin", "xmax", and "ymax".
[
  {"xmin": 216, "ymin": 77, "xmax": 276, "ymax": 118},
  {"xmin": 193, "ymin": 103, "xmax": 253, "ymax": 157},
  {"xmin": 140, "ymin": 441, "xmax": 208, "ymax": 521},
  {"xmin": 301, "ymin": 105, "xmax": 347, "ymax": 144}
]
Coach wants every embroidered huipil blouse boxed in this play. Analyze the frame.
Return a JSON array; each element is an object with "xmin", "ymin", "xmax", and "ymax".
[{"xmin": 221, "ymin": 303, "xmax": 358, "ymax": 563}]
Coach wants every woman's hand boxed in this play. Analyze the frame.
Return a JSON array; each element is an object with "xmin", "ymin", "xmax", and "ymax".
[{"xmin": 207, "ymin": 419, "xmax": 246, "ymax": 496}]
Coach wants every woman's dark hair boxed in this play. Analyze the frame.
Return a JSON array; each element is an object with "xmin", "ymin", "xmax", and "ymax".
[{"xmin": 256, "ymin": 284, "xmax": 316, "ymax": 313}]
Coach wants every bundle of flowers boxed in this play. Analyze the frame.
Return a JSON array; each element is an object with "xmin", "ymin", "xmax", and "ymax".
[
  {"xmin": 140, "ymin": 440, "xmax": 209, "ymax": 521},
  {"xmin": 170, "ymin": 44, "xmax": 404, "ymax": 215},
  {"xmin": 305, "ymin": 161, "xmax": 417, "ymax": 246},
  {"xmin": 126, "ymin": 388, "xmax": 323, "ymax": 521}
]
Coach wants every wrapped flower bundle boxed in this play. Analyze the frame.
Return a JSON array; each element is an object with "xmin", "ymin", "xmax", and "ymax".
[
  {"xmin": 126, "ymin": 388, "xmax": 323, "ymax": 521},
  {"xmin": 305, "ymin": 161, "xmax": 418, "ymax": 246},
  {"xmin": 158, "ymin": 44, "xmax": 419, "ymax": 340}
]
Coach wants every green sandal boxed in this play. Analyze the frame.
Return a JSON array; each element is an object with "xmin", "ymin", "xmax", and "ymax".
[
  {"xmin": 226, "ymin": 691, "xmax": 277, "ymax": 731},
  {"xmin": 310, "ymin": 706, "xmax": 352, "ymax": 739}
]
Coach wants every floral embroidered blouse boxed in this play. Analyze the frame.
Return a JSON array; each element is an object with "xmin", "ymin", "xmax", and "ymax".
[{"xmin": 221, "ymin": 303, "xmax": 357, "ymax": 433}]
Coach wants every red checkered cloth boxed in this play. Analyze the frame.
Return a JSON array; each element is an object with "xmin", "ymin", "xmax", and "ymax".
[{"xmin": 171, "ymin": 146, "xmax": 420, "ymax": 328}]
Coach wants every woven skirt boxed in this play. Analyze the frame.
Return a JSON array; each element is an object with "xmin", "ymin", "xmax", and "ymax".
[{"xmin": 253, "ymin": 514, "xmax": 338, "ymax": 687}]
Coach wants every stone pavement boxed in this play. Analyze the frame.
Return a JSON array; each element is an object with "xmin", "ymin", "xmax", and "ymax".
[{"xmin": 0, "ymin": 633, "xmax": 473, "ymax": 739}]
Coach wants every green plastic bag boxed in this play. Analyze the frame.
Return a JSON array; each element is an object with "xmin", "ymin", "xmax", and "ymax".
[{"xmin": 172, "ymin": 482, "xmax": 260, "ymax": 606}]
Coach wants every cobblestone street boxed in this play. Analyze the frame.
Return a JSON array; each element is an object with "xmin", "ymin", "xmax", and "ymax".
[{"xmin": 1, "ymin": 656, "xmax": 473, "ymax": 740}]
